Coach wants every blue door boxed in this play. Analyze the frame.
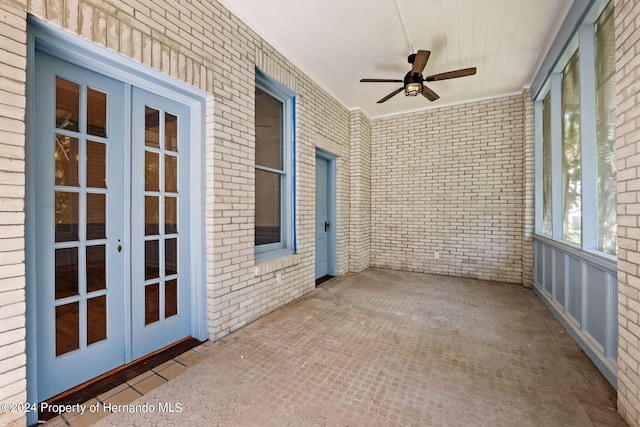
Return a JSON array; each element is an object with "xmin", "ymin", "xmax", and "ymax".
[
  {"xmin": 34, "ymin": 52, "xmax": 192, "ymax": 401},
  {"xmin": 130, "ymin": 88, "xmax": 192, "ymax": 359},
  {"xmin": 315, "ymin": 155, "xmax": 334, "ymax": 279},
  {"xmin": 35, "ymin": 52, "xmax": 126, "ymax": 400}
]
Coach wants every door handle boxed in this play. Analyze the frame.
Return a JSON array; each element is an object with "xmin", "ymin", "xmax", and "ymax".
[{"xmin": 324, "ymin": 221, "xmax": 330, "ymax": 232}]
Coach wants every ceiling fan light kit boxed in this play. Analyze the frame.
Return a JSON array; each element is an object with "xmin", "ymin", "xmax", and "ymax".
[
  {"xmin": 360, "ymin": 50, "xmax": 477, "ymax": 104},
  {"xmin": 403, "ymin": 72, "xmax": 423, "ymax": 96}
]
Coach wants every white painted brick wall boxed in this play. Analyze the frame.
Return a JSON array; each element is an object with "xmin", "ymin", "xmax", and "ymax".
[
  {"xmin": 615, "ymin": 1, "xmax": 640, "ymax": 425},
  {"xmin": 349, "ymin": 110, "xmax": 371, "ymax": 273},
  {"xmin": 370, "ymin": 94, "xmax": 526, "ymax": 284},
  {"xmin": 0, "ymin": 2, "xmax": 27, "ymax": 426}
]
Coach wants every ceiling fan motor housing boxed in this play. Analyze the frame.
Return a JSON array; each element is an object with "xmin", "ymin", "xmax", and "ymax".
[{"xmin": 403, "ymin": 71, "xmax": 423, "ymax": 96}]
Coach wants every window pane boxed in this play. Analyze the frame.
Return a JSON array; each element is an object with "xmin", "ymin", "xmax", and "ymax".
[
  {"xmin": 87, "ymin": 295, "xmax": 107, "ymax": 345},
  {"xmin": 145, "ymin": 107, "xmax": 160, "ymax": 148},
  {"xmin": 145, "ymin": 196, "xmax": 159, "ymax": 236},
  {"xmin": 595, "ymin": 1, "xmax": 617, "ymax": 255},
  {"xmin": 165, "ymin": 238, "xmax": 178, "ymax": 276},
  {"xmin": 145, "ymin": 283, "xmax": 160, "ymax": 325},
  {"xmin": 55, "ymin": 191, "xmax": 79, "ymax": 242},
  {"xmin": 55, "ymin": 247, "xmax": 78, "ymax": 299},
  {"xmin": 145, "ymin": 151, "xmax": 160, "ymax": 192},
  {"xmin": 86, "ymin": 193, "xmax": 106, "ymax": 240},
  {"xmin": 255, "ymin": 169, "xmax": 281, "ymax": 245},
  {"xmin": 55, "ymin": 135, "xmax": 79, "ymax": 187},
  {"xmin": 165, "ymin": 113, "xmax": 178, "ymax": 152},
  {"xmin": 56, "ymin": 78, "xmax": 80, "ymax": 132},
  {"xmin": 56, "ymin": 302, "xmax": 79, "ymax": 356},
  {"xmin": 165, "ymin": 196, "xmax": 178, "ymax": 234},
  {"xmin": 562, "ymin": 51, "xmax": 581, "ymax": 245},
  {"xmin": 542, "ymin": 93, "xmax": 552, "ymax": 236},
  {"xmin": 86, "ymin": 141, "xmax": 106, "ymax": 188},
  {"xmin": 145, "ymin": 239, "xmax": 159, "ymax": 280},
  {"xmin": 165, "ymin": 279, "xmax": 178, "ymax": 318},
  {"xmin": 87, "ymin": 87, "xmax": 107, "ymax": 137},
  {"xmin": 255, "ymin": 87, "xmax": 283, "ymax": 170},
  {"xmin": 165, "ymin": 154, "xmax": 177, "ymax": 193},
  {"xmin": 86, "ymin": 245, "xmax": 106, "ymax": 292}
]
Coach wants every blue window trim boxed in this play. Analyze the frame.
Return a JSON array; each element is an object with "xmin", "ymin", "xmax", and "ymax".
[
  {"xmin": 254, "ymin": 68, "xmax": 297, "ymax": 263},
  {"xmin": 531, "ymin": 0, "xmax": 600, "ymax": 99},
  {"xmin": 533, "ymin": 0, "xmax": 615, "ymax": 261}
]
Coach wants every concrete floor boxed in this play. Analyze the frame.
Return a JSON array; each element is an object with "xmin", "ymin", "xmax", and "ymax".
[{"xmin": 44, "ymin": 269, "xmax": 626, "ymax": 426}]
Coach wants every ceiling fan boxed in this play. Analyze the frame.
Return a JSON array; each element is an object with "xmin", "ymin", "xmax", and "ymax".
[{"xmin": 360, "ymin": 50, "xmax": 477, "ymax": 103}]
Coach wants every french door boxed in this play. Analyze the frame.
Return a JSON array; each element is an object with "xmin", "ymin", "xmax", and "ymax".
[
  {"xmin": 34, "ymin": 52, "xmax": 191, "ymax": 401},
  {"xmin": 130, "ymin": 88, "xmax": 191, "ymax": 359}
]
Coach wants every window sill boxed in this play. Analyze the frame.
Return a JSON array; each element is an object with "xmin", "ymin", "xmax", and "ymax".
[
  {"xmin": 533, "ymin": 234, "xmax": 617, "ymax": 270},
  {"xmin": 254, "ymin": 251, "xmax": 300, "ymax": 276}
]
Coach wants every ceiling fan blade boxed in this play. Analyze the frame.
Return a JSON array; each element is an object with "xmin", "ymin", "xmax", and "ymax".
[
  {"xmin": 425, "ymin": 67, "xmax": 477, "ymax": 82},
  {"xmin": 411, "ymin": 50, "xmax": 431, "ymax": 75},
  {"xmin": 421, "ymin": 86, "xmax": 440, "ymax": 102},
  {"xmin": 377, "ymin": 87, "xmax": 404, "ymax": 103},
  {"xmin": 360, "ymin": 78, "xmax": 403, "ymax": 83}
]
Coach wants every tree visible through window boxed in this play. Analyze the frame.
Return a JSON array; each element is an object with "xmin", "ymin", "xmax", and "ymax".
[
  {"xmin": 561, "ymin": 51, "xmax": 581, "ymax": 245},
  {"xmin": 595, "ymin": 1, "xmax": 616, "ymax": 255},
  {"xmin": 542, "ymin": 92, "xmax": 552, "ymax": 236}
]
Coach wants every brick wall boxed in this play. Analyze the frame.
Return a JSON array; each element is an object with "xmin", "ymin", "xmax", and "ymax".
[
  {"xmin": 349, "ymin": 109, "xmax": 371, "ymax": 273},
  {"xmin": 615, "ymin": 1, "xmax": 640, "ymax": 425},
  {"xmin": 211, "ymin": 33, "xmax": 351, "ymax": 337},
  {"xmin": 0, "ymin": 2, "xmax": 27, "ymax": 426},
  {"xmin": 370, "ymin": 94, "xmax": 525, "ymax": 284}
]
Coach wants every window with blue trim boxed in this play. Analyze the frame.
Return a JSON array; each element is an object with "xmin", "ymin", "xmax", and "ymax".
[
  {"xmin": 535, "ymin": 0, "xmax": 616, "ymax": 256},
  {"xmin": 254, "ymin": 69, "xmax": 296, "ymax": 262}
]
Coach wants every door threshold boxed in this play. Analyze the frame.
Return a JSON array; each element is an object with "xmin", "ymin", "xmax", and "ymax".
[
  {"xmin": 37, "ymin": 337, "xmax": 204, "ymax": 422},
  {"xmin": 315, "ymin": 275, "xmax": 334, "ymax": 287}
]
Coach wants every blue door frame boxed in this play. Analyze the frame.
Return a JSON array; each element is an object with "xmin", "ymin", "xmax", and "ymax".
[{"xmin": 25, "ymin": 19, "xmax": 209, "ymax": 424}]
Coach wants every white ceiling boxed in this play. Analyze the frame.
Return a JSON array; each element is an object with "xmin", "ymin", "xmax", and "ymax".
[{"xmin": 218, "ymin": 0, "xmax": 574, "ymax": 118}]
